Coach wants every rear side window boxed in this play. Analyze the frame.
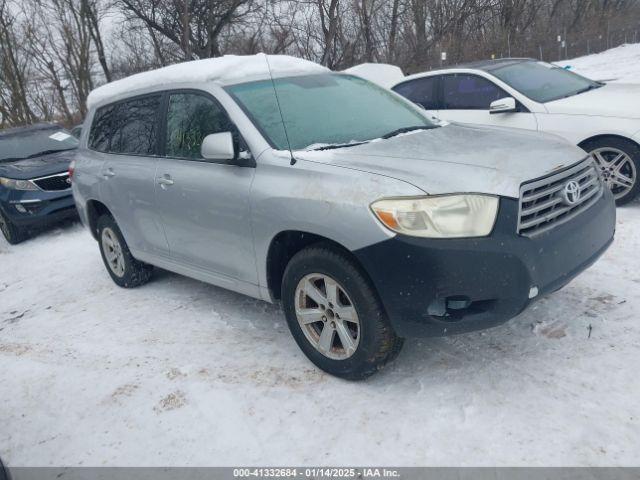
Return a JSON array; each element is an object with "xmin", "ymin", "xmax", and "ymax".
[
  {"xmin": 165, "ymin": 93, "xmax": 233, "ymax": 159},
  {"xmin": 393, "ymin": 77, "xmax": 440, "ymax": 109},
  {"xmin": 89, "ymin": 95, "xmax": 161, "ymax": 155},
  {"xmin": 88, "ymin": 105, "xmax": 115, "ymax": 152},
  {"xmin": 442, "ymin": 74, "xmax": 507, "ymax": 110}
]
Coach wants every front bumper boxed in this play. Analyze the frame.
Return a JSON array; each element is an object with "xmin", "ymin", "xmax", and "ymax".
[
  {"xmin": 354, "ymin": 189, "xmax": 616, "ymax": 337},
  {"xmin": 0, "ymin": 187, "xmax": 77, "ymax": 229}
]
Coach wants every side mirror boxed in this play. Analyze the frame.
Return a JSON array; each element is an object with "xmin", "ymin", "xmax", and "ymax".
[
  {"xmin": 201, "ymin": 132, "xmax": 235, "ymax": 161},
  {"xmin": 489, "ymin": 97, "xmax": 517, "ymax": 114}
]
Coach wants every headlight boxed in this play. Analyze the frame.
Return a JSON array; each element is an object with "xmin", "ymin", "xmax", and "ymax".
[
  {"xmin": 371, "ymin": 194, "xmax": 499, "ymax": 238},
  {"xmin": 0, "ymin": 177, "xmax": 38, "ymax": 191}
]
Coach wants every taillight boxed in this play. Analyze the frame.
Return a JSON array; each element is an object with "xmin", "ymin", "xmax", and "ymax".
[{"xmin": 68, "ymin": 160, "xmax": 75, "ymax": 181}]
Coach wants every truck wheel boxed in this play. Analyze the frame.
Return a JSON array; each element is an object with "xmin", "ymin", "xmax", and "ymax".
[
  {"xmin": 582, "ymin": 137, "xmax": 639, "ymax": 205},
  {"xmin": 97, "ymin": 214, "xmax": 153, "ymax": 288},
  {"xmin": 0, "ymin": 210, "xmax": 27, "ymax": 245},
  {"xmin": 281, "ymin": 243, "xmax": 403, "ymax": 380}
]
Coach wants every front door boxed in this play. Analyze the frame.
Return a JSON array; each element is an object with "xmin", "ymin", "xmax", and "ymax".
[
  {"xmin": 154, "ymin": 91, "xmax": 258, "ymax": 286},
  {"xmin": 437, "ymin": 73, "xmax": 538, "ymax": 131}
]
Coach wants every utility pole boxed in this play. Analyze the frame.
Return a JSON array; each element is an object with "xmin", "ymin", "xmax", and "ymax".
[{"xmin": 557, "ymin": 34, "xmax": 562, "ymax": 61}]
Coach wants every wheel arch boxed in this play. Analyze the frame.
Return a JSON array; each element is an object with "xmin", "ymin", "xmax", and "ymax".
[
  {"xmin": 85, "ymin": 199, "xmax": 113, "ymax": 240},
  {"xmin": 578, "ymin": 133, "xmax": 640, "ymax": 151},
  {"xmin": 265, "ymin": 230, "xmax": 375, "ymax": 302}
]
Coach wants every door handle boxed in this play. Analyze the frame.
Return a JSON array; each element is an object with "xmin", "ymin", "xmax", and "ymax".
[
  {"xmin": 158, "ymin": 174, "xmax": 174, "ymax": 189},
  {"xmin": 103, "ymin": 168, "xmax": 115, "ymax": 179}
]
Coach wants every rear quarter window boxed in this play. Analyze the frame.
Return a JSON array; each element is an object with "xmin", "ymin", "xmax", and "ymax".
[
  {"xmin": 88, "ymin": 105, "xmax": 115, "ymax": 152},
  {"xmin": 88, "ymin": 94, "xmax": 162, "ymax": 155}
]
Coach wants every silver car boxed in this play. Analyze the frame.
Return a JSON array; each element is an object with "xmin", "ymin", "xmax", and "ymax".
[{"xmin": 72, "ymin": 54, "xmax": 616, "ymax": 379}]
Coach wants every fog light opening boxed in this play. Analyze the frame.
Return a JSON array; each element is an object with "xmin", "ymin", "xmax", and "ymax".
[
  {"xmin": 428, "ymin": 296, "xmax": 496, "ymax": 322},
  {"xmin": 447, "ymin": 296, "xmax": 472, "ymax": 310},
  {"xmin": 528, "ymin": 286, "xmax": 539, "ymax": 299}
]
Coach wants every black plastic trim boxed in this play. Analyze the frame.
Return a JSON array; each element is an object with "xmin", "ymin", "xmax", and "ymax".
[{"xmin": 354, "ymin": 191, "xmax": 616, "ymax": 337}]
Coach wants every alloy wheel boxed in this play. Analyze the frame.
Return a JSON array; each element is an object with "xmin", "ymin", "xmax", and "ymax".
[
  {"xmin": 294, "ymin": 273, "xmax": 360, "ymax": 360},
  {"xmin": 590, "ymin": 147, "xmax": 637, "ymax": 200},
  {"xmin": 101, "ymin": 227, "xmax": 125, "ymax": 277}
]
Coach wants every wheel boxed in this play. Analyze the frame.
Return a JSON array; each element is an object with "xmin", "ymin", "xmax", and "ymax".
[
  {"xmin": 582, "ymin": 137, "xmax": 640, "ymax": 205},
  {"xmin": 96, "ymin": 214, "xmax": 153, "ymax": 288},
  {"xmin": 0, "ymin": 210, "xmax": 27, "ymax": 245},
  {"xmin": 281, "ymin": 243, "xmax": 403, "ymax": 380},
  {"xmin": 0, "ymin": 455, "xmax": 7, "ymax": 480}
]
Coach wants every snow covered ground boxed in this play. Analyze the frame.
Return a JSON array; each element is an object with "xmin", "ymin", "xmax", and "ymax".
[
  {"xmin": 559, "ymin": 43, "xmax": 640, "ymax": 82},
  {"xmin": 2, "ymin": 46, "xmax": 640, "ymax": 467}
]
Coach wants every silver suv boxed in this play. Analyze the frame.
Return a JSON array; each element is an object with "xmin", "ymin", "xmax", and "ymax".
[{"xmin": 72, "ymin": 54, "xmax": 616, "ymax": 379}]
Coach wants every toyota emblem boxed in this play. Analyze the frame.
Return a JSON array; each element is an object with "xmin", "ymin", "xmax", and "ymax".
[{"xmin": 562, "ymin": 180, "xmax": 581, "ymax": 205}]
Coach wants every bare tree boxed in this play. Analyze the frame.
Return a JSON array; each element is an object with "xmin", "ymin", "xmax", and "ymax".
[
  {"xmin": 2, "ymin": 0, "xmax": 640, "ymax": 129},
  {"xmin": 0, "ymin": 0, "xmax": 37, "ymax": 127},
  {"xmin": 118, "ymin": 0, "xmax": 259, "ymax": 59}
]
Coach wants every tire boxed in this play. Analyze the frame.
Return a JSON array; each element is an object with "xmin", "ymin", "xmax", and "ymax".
[
  {"xmin": 0, "ymin": 455, "xmax": 7, "ymax": 480},
  {"xmin": 281, "ymin": 243, "xmax": 403, "ymax": 380},
  {"xmin": 0, "ymin": 210, "xmax": 27, "ymax": 245},
  {"xmin": 581, "ymin": 137, "xmax": 640, "ymax": 205},
  {"xmin": 96, "ymin": 214, "xmax": 153, "ymax": 288}
]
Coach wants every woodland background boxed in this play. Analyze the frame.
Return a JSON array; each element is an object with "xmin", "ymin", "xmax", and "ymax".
[{"xmin": 1, "ymin": 0, "xmax": 639, "ymax": 127}]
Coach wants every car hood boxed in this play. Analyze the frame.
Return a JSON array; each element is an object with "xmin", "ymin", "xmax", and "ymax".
[
  {"xmin": 0, "ymin": 149, "xmax": 75, "ymax": 180},
  {"xmin": 294, "ymin": 124, "xmax": 587, "ymax": 199},
  {"xmin": 544, "ymin": 83, "xmax": 640, "ymax": 119}
]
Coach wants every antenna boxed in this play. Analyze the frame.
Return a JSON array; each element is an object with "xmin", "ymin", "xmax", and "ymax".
[{"xmin": 264, "ymin": 54, "xmax": 296, "ymax": 165}]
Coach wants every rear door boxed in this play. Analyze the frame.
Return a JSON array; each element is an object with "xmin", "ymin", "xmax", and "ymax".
[
  {"xmin": 437, "ymin": 73, "xmax": 538, "ymax": 131},
  {"xmin": 154, "ymin": 90, "xmax": 257, "ymax": 286},
  {"xmin": 94, "ymin": 94, "xmax": 169, "ymax": 256}
]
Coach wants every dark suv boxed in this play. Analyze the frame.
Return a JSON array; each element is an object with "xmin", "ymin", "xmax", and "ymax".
[{"xmin": 0, "ymin": 123, "xmax": 78, "ymax": 244}]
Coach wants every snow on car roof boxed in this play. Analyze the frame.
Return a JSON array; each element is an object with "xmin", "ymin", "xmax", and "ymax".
[
  {"xmin": 343, "ymin": 63, "xmax": 405, "ymax": 89},
  {"xmin": 87, "ymin": 53, "xmax": 329, "ymax": 109}
]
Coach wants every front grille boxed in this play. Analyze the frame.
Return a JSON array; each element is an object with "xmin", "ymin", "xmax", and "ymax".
[
  {"xmin": 518, "ymin": 158, "xmax": 603, "ymax": 237},
  {"xmin": 33, "ymin": 172, "xmax": 71, "ymax": 192}
]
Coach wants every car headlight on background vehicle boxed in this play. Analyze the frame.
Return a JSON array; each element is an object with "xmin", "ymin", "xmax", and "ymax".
[
  {"xmin": 371, "ymin": 194, "xmax": 499, "ymax": 238},
  {"xmin": 0, "ymin": 177, "xmax": 39, "ymax": 191}
]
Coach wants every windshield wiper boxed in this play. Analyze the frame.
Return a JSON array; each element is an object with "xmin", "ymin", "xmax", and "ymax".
[
  {"xmin": 311, "ymin": 141, "xmax": 369, "ymax": 151},
  {"xmin": 25, "ymin": 148, "xmax": 75, "ymax": 158},
  {"xmin": 381, "ymin": 125, "xmax": 434, "ymax": 140},
  {"xmin": 0, "ymin": 148, "xmax": 75, "ymax": 163},
  {"xmin": 565, "ymin": 84, "xmax": 603, "ymax": 98}
]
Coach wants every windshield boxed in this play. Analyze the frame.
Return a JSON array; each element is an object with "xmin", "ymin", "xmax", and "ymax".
[
  {"xmin": 491, "ymin": 61, "xmax": 601, "ymax": 103},
  {"xmin": 0, "ymin": 128, "xmax": 78, "ymax": 161},
  {"xmin": 226, "ymin": 73, "xmax": 436, "ymax": 151}
]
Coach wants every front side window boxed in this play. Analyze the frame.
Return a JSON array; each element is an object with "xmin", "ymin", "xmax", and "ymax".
[
  {"xmin": 393, "ymin": 77, "xmax": 440, "ymax": 110},
  {"xmin": 89, "ymin": 95, "xmax": 161, "ymax": 155},
  {"xmin": 166, "ymin": 93, "xmax": 233, "ymax": 159},
  {"xmin": 490, "ymin": 61, "xmax": 601, "ymax": 103},
  {"xmin": 227, "ymin": 74, "xmax": 435, "ymax": 151},
  {"xmin": 442, "ymin": 74, "xmax": 507, "ymax": 110},
  {"xmin": 0, "ymin": 128, "xmax": 78, "ymax": 162}
]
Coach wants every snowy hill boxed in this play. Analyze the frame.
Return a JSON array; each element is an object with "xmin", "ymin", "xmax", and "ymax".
[{"xmin": 559, "ymin": 43, "xmax": 640, "ymax": 83}]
